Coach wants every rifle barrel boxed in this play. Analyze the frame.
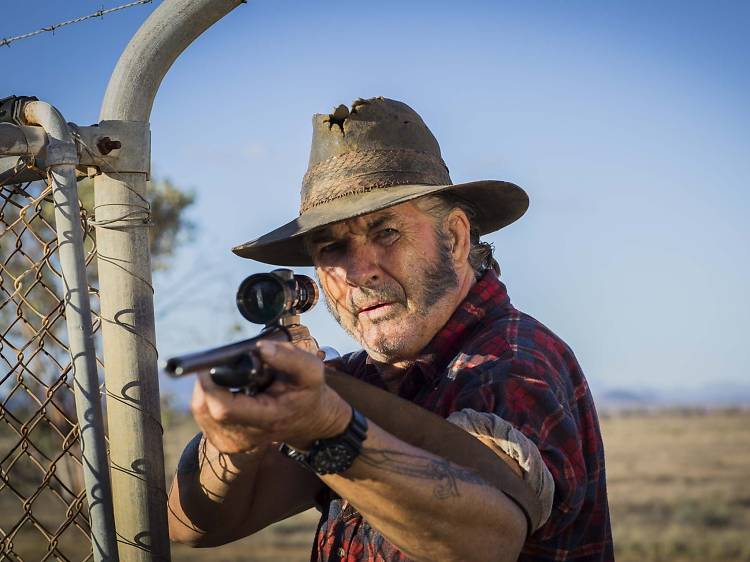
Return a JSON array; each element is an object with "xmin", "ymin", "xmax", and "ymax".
[{"xmin": 164, "ymin": 327, "xmax": 289, "ymax": 376}]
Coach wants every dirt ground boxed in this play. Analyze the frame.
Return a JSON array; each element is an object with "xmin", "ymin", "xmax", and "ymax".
[{"xmin": 2, "ymin": 409, "xmax": 749, "ymax": 561}]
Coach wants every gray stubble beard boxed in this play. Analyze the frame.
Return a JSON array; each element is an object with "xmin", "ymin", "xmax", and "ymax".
[{"xmin": 320, "ymin": 227, "xmax": 459, "ymax": 358}]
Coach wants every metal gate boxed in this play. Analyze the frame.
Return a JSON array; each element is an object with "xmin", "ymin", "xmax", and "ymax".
[
  {"xmin": 1, "ymin": 1, "xmax": 246, "ymax": 560},
  {"xmin": 0, "ymin": 163, "xmax": 99, "ymax": 560}
]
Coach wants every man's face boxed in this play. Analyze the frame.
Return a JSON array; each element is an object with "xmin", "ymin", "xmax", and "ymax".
[{"xmin": 309, "ymin": 201, "xmax": 460, "ymax": 364}]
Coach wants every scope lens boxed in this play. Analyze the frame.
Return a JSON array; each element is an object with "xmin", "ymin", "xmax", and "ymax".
[
  {"xmin": 293, "ymin": 275, "xmax": 319, "ymax": 313},
  {"xmin": 236, "ymin": 274, "xmax": 287, "ymax": 325}
]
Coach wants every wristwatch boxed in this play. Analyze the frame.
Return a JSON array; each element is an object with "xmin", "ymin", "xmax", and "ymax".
[{"xmin": 280, "ymin": 407, "xmax": 368, "ymax": 475}]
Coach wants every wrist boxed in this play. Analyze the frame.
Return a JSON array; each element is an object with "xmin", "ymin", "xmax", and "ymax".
[
  {"xmin": 201, "ymin": 435, "xmax": 269, "ymax": 472},
  {"xmin": 289, "ymin": 388, "xmax": 352, "ymax": 450},
  {"xmin": 319, "ymin": 388, "xmax": 354, "ymax": 439},
  {"xmin": 281, "ymin": 407, "xmax": 368, "ymax": 475}
]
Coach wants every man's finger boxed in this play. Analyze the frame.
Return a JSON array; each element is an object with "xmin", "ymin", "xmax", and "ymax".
[
  {"xmin": 198, "ymin": 369, "xmax": 292, "ymax": 428},
  {"xmin": 197, "ymin": 371, "xmax": 255, "ymax": 401},
  {"xmin": 256, "ymin": 340, "xmax": 324, "ymax": 387},
  {"xmin": 196, "ymin": 371, "xmax": 220, "ymax": 393},
  {"xmin": 190, "ymin": 379, "xmax": 206, "ymax": 417}
]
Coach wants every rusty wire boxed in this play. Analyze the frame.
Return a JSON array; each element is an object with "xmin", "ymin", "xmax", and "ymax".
[
  {"xmin": 0, "ymin": 0, "xmax": 155, "ymax": 49},
  {"xmin": 0, "ymin": 158, "xmax": 102, "ymax": 561}
]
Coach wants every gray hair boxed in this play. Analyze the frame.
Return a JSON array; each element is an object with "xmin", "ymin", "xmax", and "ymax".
[{"xmin": 416, "ymin": 194, "xmax": 500, "ymax": 278}]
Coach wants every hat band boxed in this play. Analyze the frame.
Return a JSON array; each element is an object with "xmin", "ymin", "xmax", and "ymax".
[{"xmin": 300, "ymin": 148, "xmax": 451, "ymax": 213}]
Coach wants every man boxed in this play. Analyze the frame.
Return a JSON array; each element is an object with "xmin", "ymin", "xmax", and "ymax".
[{"xmin": 168, "ymin": 97, "xmax": 613, "ymax": 561}]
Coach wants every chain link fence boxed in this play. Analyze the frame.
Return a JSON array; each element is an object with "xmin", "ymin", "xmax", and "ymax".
[{"xmin": 1, "ymin": 159, "xmax": 100, "ymax": 561}]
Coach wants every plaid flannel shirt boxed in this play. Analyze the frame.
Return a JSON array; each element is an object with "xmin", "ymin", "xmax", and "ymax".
[{"xmin": 312, "ymin": 271, "xmax": 613, "ymax": 562}]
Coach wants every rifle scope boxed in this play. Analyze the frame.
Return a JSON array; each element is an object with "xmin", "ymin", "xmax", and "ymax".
[{"xmin": 236, "ymin": 269, "xmax": 318, "ymax": 326}]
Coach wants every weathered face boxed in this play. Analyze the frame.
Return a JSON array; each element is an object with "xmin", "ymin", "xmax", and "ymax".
[{"xmin": 309, "ymin": 201, "xmax": 460, "ymax": 364}]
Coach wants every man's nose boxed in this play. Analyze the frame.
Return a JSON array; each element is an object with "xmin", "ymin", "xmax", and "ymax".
[{"xmin": 344, "ymin": 242, "xmax": 381, "ymax": 287}]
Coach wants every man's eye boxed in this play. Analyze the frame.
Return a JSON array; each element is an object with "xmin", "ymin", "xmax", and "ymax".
[
  {"xmin": 319, "ymin": 242, "xmax": 343, "ymax": 255},
  {"xmin": 376, "ymin": 228, "xmax": 399, "ymax": 243}
]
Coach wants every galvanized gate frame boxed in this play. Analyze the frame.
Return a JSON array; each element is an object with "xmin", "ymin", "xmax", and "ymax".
[{"xmin": 0, "ymin": 1, "xmax": 246, "ymax": 560}]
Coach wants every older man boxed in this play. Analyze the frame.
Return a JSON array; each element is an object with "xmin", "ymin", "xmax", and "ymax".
[{"xmin": 168, "ymin": 97, "xmax": 613, "ymax": 561}]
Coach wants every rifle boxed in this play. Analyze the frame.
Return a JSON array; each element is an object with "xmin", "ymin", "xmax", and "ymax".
[
  {"xmin": 164, "ymin": 268, "xmax": 542, "ymax": 532},
  {"xmin": 164, "ymin": 268, "xmax": 323, "ymax": 394}
]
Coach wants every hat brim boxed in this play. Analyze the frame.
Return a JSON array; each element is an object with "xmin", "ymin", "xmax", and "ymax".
[{"xmin": 232, "ymin": 180, "xmax": 529, "ymax": 266}]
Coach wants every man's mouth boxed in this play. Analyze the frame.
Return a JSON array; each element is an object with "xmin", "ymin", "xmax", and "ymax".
[{"xmin": 357, "ymin": 302, "xmax": 396, "ymax": 315}]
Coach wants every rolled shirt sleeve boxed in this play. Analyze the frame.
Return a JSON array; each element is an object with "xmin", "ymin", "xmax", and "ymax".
[
  {"xmin": 445, "ymin": 347, "xmax": 604, "ymax": 545},
  {"xmin": 447, "ymin": 407, "xmax": 555, "ymax": 532}
]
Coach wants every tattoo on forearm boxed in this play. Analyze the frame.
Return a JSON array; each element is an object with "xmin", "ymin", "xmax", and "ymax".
[{"xmin": 358, "ymin": 448, "xmax": 488, "ymax": 500}]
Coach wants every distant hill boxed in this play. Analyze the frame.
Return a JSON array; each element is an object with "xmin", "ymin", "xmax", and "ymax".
[{"xmin": 596, "ymin": 381, "xmax": 750, "ymax": 411}]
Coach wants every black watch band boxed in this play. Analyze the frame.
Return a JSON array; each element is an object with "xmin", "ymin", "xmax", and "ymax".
[{"xmin": 280, "ymin": 407, "xmax": 368, "ymax": 475}]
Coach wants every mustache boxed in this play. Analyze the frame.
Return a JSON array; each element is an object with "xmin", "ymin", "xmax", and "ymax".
[{"xmin": 348, "ymin": 284, "xmax": 405, "ymax": 314}]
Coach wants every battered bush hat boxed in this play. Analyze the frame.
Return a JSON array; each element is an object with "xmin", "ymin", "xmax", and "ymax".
[{"xmin": 232, "ymin": 97, "xmax": 528, "ymax": 266}]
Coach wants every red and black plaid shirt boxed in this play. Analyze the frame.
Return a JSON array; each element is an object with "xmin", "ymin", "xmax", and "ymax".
[{"xmin": 313, "ymin": 271, "xmax": 613, "ymax": 561}]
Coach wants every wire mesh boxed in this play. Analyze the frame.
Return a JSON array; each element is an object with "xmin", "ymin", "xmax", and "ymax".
[{"xmin": 1, "ymin": 158, "xmax": 100, "ymax": 561}]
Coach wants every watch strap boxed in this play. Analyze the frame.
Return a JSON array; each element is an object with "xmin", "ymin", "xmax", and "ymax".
[{"xmin": 280, "ymin": 407, "xmax": 368, "ymax": 475}]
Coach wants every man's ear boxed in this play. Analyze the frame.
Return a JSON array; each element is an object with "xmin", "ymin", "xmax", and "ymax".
[{"xmin": 446, "ymin": 208, "xmax": 471, "ymax": 266}]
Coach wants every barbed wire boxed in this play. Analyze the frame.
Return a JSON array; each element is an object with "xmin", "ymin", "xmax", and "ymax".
[{"xmin": 0, "ymin": 0, "xmax": 155, "ymax": 48}]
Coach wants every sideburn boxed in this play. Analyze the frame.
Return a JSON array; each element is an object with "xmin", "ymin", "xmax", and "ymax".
[{"xmin": 417, "ymin": 226, "xmax": 459, "ymax": 314}]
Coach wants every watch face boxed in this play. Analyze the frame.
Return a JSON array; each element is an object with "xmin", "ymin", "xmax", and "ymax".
[{"xmin": 311, "ymin": 443, "xmax": 356, "ymax": 475}]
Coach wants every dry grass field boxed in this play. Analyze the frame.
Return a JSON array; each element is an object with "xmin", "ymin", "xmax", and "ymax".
[
  {"xmin": 165, "ymin": 408, "xmax": 750, "ymax": 562},
  {"xmin": 2, "ymin": 408, "xmax": 749, "ymax": 561},
  {"xmin": 602, "ymin": 409, "xmax": 750, "ymax": 562}
]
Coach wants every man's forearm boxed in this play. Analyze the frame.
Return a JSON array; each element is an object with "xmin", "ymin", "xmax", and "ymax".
[
  {"xmin": 322, "ymin": 421, "xmax": 527, "ymax": 562},
  {"xmin": 167, "ymin": 432, "xmax": 268, "ymax": 546}
]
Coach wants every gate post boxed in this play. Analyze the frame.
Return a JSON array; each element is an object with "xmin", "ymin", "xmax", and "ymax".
[{"xmin": 93, "ymin": 1, "xmax": 245, "ymax": 559}]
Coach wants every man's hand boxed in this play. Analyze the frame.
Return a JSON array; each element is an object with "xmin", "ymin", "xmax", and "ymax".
[
  {"xmin": 190, "ymin": 340, "xmax": 351, "ymax": 454},
  {"xmin": 170, "ymin": 339, "xmax": 338, "ymax": 546},
  {"xmin": 287, "ymin": 328, "xmax": 325, "ymax": 358}
]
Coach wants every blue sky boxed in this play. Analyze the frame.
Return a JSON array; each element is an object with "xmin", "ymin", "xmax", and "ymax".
[{"xmin": 3, "ymin": 0, "xmax": 749, "ymax": 402}]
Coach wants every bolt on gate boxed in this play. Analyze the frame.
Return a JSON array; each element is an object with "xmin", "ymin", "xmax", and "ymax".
[{"xmin": 0, "ymin": 1, "xmax": 246, "ymax": 560}]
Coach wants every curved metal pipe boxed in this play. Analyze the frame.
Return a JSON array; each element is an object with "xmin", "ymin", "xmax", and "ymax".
[
  {"xmin": 100, "ymin": 0, "xmax": 246, "ymax": 122},
  {"xmin": 0, "ymin": 123, "xmax": 46, "ymax": 155},
  {"xmin": 23, "ymin": 100, "xmax": 118, "ymax": 562},
  {"xmin": 94, "ymin": 1, "xmax": 244, "ymax": 560}
]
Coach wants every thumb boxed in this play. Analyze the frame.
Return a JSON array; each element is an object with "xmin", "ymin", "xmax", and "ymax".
[{"xmin": 257, "ymin": 340, "xmax": 324, "ymax": 387}]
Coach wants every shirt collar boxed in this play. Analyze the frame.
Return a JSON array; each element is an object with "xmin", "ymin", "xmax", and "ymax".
[{"xmin": 365, "ymin": 270, "xmax": 513, "ymax": 390}]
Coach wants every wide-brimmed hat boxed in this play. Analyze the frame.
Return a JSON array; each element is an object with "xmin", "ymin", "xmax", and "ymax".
[{"xmin": 232, "ymin": 97, "xmax": 528, "ymax": 266}]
